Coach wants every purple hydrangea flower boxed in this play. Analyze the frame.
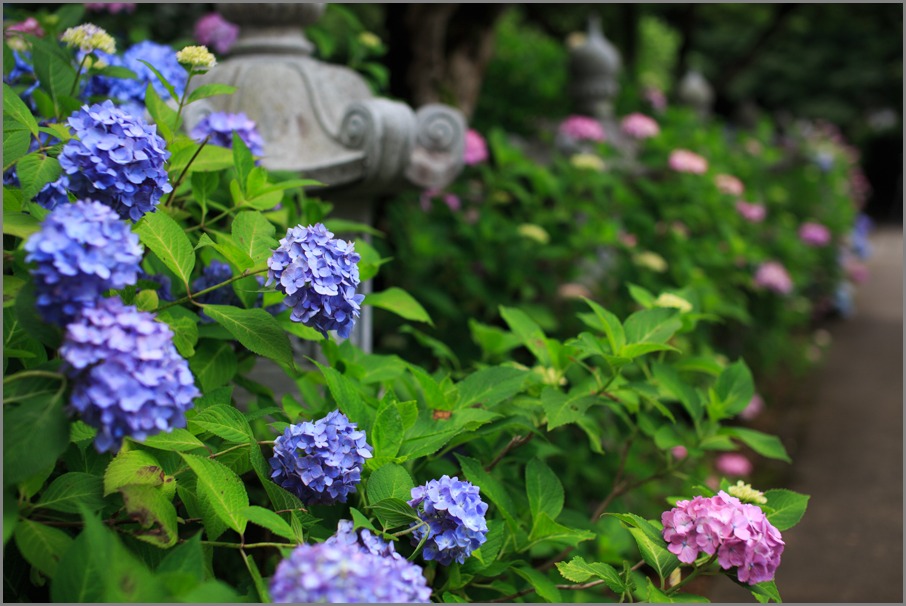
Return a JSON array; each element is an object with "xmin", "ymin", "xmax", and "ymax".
[
  {"xmin": 661, "ymin": 491, "xmax": 784, "ymax": 585},
  {"xmin": 798, "ymin": 221, "xmax": 831, "ymax": 247},
  {"xmin": 754, "ymin": 261, "xmax": 793, "ymax": 294},
  {"xmin": 24, "ymin": 199, "xmax": 144, "ymax": 325},
  {"xmin": 191, "ymin": 259, "xmax": 239, "ymax": 322},
  {"xmin": 59, "ymin": 297, "xmax": 199, "ymax": 453},
  {"xmin": 194, "ymin": 12, "xmax": 240, "ymax": 55},
  {"xmin": 269, "ymin": 409, "xmax": 373, "ymax": 505},
  {"xmin": 58, "ymin": 100, "xmax": 172, "ymax": 221},
  {"xmin": 137, "ymin": 269, "xmax": 174, "ymax": 302},
  {"xmin": 266, "ymin": 223, "xmax": 365, "ymax": 339},
  {"xmin": 190, "ymin": 111, "xmax": 265, "ymax": 157},
  {"xmin": 851, "ymin": 213, "xmax": 873, "ymax": 259},
  {"xmin": 34, "ymin": 176, "xmax": 71, "ymax": 210},
  {"xmin": 408, "ymin": 475, "xmax": 489, "ymax": 565},
  {"xmin": 270, "ymin": 520, "xmax": 432, "ymax": 603}
]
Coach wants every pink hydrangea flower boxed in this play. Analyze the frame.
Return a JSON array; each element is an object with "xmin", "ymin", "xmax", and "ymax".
[
  {"xmin": 715, "ymin": 174, "xmax": 744, "ymax": 196},
  {"xmin": 669, "ymin": 149, "xmax": 708, "ymax": 174},
  {"xmin": 844, "ymin": 257, "xmax": 869, "ymax": 284},
  {"xmin": 662, "ymin": 492, "xmax": 784, "ymax": 585},
  {"xmin": 6, "ymin": 17, "xmax": 44, "ymax": 37},
  {"xmin": 739, "ymin": 393, "xmax": 765, "ymax": 421},
  {"xmin": 799, "ymin": 222, "xmax": 831, "ymax": 246},
  {"xmin": 194, "ymin": 12, "xmax": 240, "ymax": 55},
  {"xmin": 716, "ymin": 453, "xmax": 754, "ymax": 477},
  {"xmin": 443, "ymin": 193, "xmax": 461, "ymax": 212},
  {"xmin": 644, "ymin": 86, "xmax": 667, "ymax": 112},
  {"xmin": 463, "ymin": 129, "xmax": 488, "ymax": 166},
  {"xmin": 736, "ymin": 201, "xmax": 767, "ymax": 223},
  {"xmin": 671, "ymin": 445, "xmax": 688, "ymax": 460},
  {"xmin": 558, "ymin": 115, "xmax": 606, "ymax": 142},
  {"xmin": 84, "ymin": 3, "xmax": 136, "ymax": 14},
  {"xmin": 754, "ymin": 261, "xmax": 793, "ymax": 294},
  {"xmin": 620, "ymin": 113, "xmax": 659, "ymax": 139}
]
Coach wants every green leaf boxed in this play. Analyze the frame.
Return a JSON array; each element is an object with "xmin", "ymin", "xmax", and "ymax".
[
  {"xmin": 31, "ymin": 37, "xmax": 76, "ymax": 116},
  {"xmin": 189, "ymin": 340, "xmax": 237, "ymax": 392},
  {"xmin": 188, "ymin": 404, "xmax": 254, "ymax": 443},
  {"xmin": 748, "ymin": 580, "xmax": 782, "ymax": 603},
  {"xmin": 580, "ymin": 298, "xmax": 626, "ymax": 353},
  {"xmin": 368, "ymin": 497, "xmax": 420, "ymax": 528},
  {"xmin": 455, "ymin": 454, "xmax": 517, "ymax": 526},
  {"xmin": 157, "ymin": 531, "xmax": 205, "ymax": 581},
  {"xmin": 231, "ymin": 211, "xmax": 277, "ymax": 264},
  {"xmin": 608, "ymin": 513, "xmax": 680, "ymax": 583},
  {"xmin": 627, "ymin": 283, "xmax": 657, "ymax": 308},
  {"xmin": 4, "ymin": 120, "xmax": 32, "ymax": 169},
  {"xmin": 195, "ymin": 232, "xmax": 254, "ymax": 272},
  {"xmin": 134, "ymin": 211, "xmax": 196, "ymax": 288},
  {"xmin": 323, "ymin": 218, "xmax": 385, "ymax": 237},
  {"xmin": 233, "ymin": 131, "xmax": 254, "ymax": 193},
  {"xmin": 16, "ymin": 151, "xmax": 61, "ymax": 200},
  {"xmin": 313, "ymin": 360, "xmax": 374, "ymax": 431},
  {"xmin": 371, "ymin": 404, "xmax": 403, "ymax": 459},
  {"xmin": 469, "ymin": 319, "xmax": 522, "ymax": 358},
  {"xmin": 620, "ymin": 342, "xmax": 680, "ymax": 359},
  {"xmin": 541, "ymin": 388, "xmax": 598, "ymax": 430},
  {"xmin": 156, "ymin": 309, "xmax": 199, "ymax": 358},
  {"xmin": 144, "ymin": 84, "xmax": 177, "ymax": 141},
  {"xmin": 526, "ymin": 458, "xmax": 564, "ymax": 523},
  {"xmin": 186, "ymin": 83, "xmax": 237, "ymax": 104},
  {"xmin": 202, "ymin": 305, "xmax": 294, "ymax": 368},
  {"xmin": 119, "ymin": 484, "xmax": 179, "ymax": 548},
  {"xmin": 14, "ymin": 520, "xmax": 73, "ymax": 578},
  {"xmin": 556, "ymin": 556, "xmax": 625, "ymax": 593},
  {"xmin": 180, "ymin": 453, "xmax": 249, "ymax": 534},
  {"xmin": 103, "ymin": 449, "xmax": 166, "ymax": 496},
  {"xmin": 242, "ymin": 505, "xmax": 296, "ymax": 541},
  {"xmin": 763, "ymin": 489, "xmax": 810, "ymax": 530},
  {"xmin": 365, "ymin": 287, "xmax": 433, "ymax": 326},
  {"xmin": 137, "ymin": 59, "xmax": 178, "ymax": 102},
  {"xmin": 2, "ymin": 212, "xmax": 41, "ymax": 239},
  {"xmin": 623, "ymin": 307, "xmax": 682, "ymax": 346},
  {"xmin": 3, "ymin": 82, "xmax": 40, "ymax": 136},
  {"xmin": 652, "ymin": 362, "xmax": 703, "ymax": 423},
  {"xmin": 527, "ymin": 512, "xmax": 596, "ymax": 547},
  {"xmin": 721, "ymin": 427, "xmax": 791, "ymax": 463},
  {"xmin": 168, "ymin": 141, "xmax": 235, "ymax": 174},
  {"xmin": 500, "ymin": 305, "xmax": 551, "ymax": 365},
  {"xmin": 35, "ymin": 473, "xmax": 105, "ymax": 515},
  {"xmin": 140, "ymin": 428, "xmax": 207, "ymax": 453},
  {"xmin": 456, "ymin": 366, "xmax": 529, "ymax": 408},
  {"xmin": 712, "ymin": 360, "xmax": 755, "ymax": 418},
  {"xmin": 513, "ymin": 567, "xmax": 562, "ymax": 603},
  {"xmin": 366, "ymin": 463, "xmax": 414, "ymax": 504},
  {"xmin": 3, "ymin": 394, "xmax": 70, "ymax": 486}
]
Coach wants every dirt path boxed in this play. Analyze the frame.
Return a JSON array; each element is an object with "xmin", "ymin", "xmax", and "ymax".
[{"xmin": 706, "ymin": 224, "xmax": 904, "ymax": 603}]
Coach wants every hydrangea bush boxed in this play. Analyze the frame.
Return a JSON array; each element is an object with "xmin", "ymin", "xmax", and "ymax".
[{"xmin": 4, "ymin": 6, "xmax": 820, "ymax": 604}]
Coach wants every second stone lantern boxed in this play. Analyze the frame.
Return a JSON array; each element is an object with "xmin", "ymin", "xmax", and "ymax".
[{"xmin": 183, "ymin": 3, "xmax": 466, "ymax": 356}]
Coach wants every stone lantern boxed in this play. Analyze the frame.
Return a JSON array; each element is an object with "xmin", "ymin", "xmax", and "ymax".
[
  {"xmin": 677, "ymin": 69, "xmax": 714, "ymax": 117},
  {"xmin": 183, "ymin": 3, "xmax": 466, "ymax": 356},
  {"xmin": 567, "ymin": 15, "xmax": 622, "ymax": 122}
]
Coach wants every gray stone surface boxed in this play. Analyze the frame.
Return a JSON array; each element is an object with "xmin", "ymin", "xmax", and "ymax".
[{"xmin": 706, "ymin": 225, "xmax": 904, "ymax": 602}]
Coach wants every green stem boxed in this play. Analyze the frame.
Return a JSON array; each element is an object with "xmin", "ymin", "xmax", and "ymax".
[
  {"xmin": 201, "ymin": 540, "xmax": 292, "ymax": 550},
  {"xmin": 174, "ymin": 73, "xmax": 194, "ymax": 130},
  {"xmin": 163, "ymin": 133, "xmax": 211, "ymax": 208},
  {"xmin": 665, "ymin": 553, "xmax": 719, "ymax": 595},
  {"xmin": 69, "ymin": 54, "xmax": 90, "ymax": 98},
  {"xmin": 155, "ymin": 266, "xmax": 269, "ymax": 313},
  {"xmin": 3, "ymin": 370, "xmax": 65, "ymax": 385},
  {"xmin": 184, "ymin": 206, "xmax": 236, "ymax": 233}
]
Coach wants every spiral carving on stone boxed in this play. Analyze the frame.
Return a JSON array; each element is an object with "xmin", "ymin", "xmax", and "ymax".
[
  {"xmin": 339, "ymin": 108, "xmax": 372, "ymax": 150},
  {"xmin": 416, "ymin": 111, "xmax": 459, "ymax": 152}
]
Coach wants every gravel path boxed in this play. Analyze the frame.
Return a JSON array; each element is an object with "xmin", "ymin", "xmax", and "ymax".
[{"xmin": 707, "ymin": 224, "xmax": 904, "ymax": 603}]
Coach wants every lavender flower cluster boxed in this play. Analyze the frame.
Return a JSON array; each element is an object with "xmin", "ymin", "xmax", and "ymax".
[
  {"xmin": 269, "ymin": 521, "xmax": 431, "ymax": 603},
  {"xmin": 59, "ymin": 296, "xmax": 200, "ymax": 453},
  {"xmin": 190, "ymin": 111, "xmax": 265, "ymax": 156},
  {"xmin": 269, "ymin": 409, "xmax": 373, "ymax": 505},
  {"xmin": 661, "ymin": 491, "xmax": 785, "ymax": 585},
  {"xmin": 408, "ymin": 475, "xmax": 489, "ymax": 565},
  {"xmin": 55, "ymin": 101, "xmax": 172, "ymax": 221},
  {"xmin": 266, "ymin": 223, "xmax": 365, "ymax": 339},
  {"xmin": 192, "ymin": 259, "xmax": 284, "ymax": 321},
  {"xmin": 24, "ymin": 200, "xmax": 143, "ymax": 325}
]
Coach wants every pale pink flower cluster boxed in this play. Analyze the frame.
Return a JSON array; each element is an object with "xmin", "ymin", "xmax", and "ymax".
[
  {"xmin": 419, "ymin": 189, "xmax": 460, "ymax": 213},
  {"xmin": 798, "ymin": 222, "xmax": 831, "ymax": 246},
  {"xmin": 739, "ymin": 393, "xmax": 765, "ymax": 421},
  {"xmin": 463, "ymin": 129, "xmax": 488, "ymax": 166},
  {"xmin": 735, "ymin": 201, "xmax": 766, "ymax": 223},
  {"xmin": 6, "ymin": 17, "xmax": 44, "ymax": 37},
  {"xmin": 84, "ymin": 3, "xmax": 136, "ymax": 14},
  {"xmin": 715, "ymin": 174, "xmax": 744, "ymax": 196},
  {"xmin": 620, "ymin": 113, "xmax": 660, "ymax": 139},
  {"xmin": 644, "ymin": 87, "xmax": 667, "ymax": 112},
  {"xmin": 194, "ymin": 12, "xmax": 240, "ymax": 55},
  {"xmin": 558, "ymin": 115, "xmax": 606, "ymax": 142},
  {"xmin": 669, "ymin": 149, "xmax": 708, "ymax": 174},
  {"xmin": 662, "ymin": 491, "xmax": 784, "ymax": 584},
  {"xmin": 715, "ymin": 453, "xmax": 753, "ymax": 477},
  {"xmin": 754, "ymin": 261, "xmax": 793, "ymax": 294},
  {"xmin": 843, "ymin": 257, "xmax": 869, "ymax": 284}
]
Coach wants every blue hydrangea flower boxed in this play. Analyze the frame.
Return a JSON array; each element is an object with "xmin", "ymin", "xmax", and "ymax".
[
  {"xmin": 92, "ymin": 41, "xmax": 186, "ymax": 114},
  {"xmin": 137, "ymin": 269, "xmax": 174, "ymax": 302},
  {"xmin": 269, "ymin": 520, "xmax": 432, "ymax": 604},
  {"xmin": 266, "ymin": 223, "xmax": 365, "ymax": 339},
  {"xmin": 58, "ymin": 100, "xmax": 172, "ymax": 221},
  {"xmin": 59, "ymin": 297, "xmax": 200, "ymax": 453},
  {"xmin": 191, "ymin": 259, "xmax": 238, "ymax": 322},
  {"xmin": 408, "ymin": 475, "xmax": 489, "ymax": 565},
  {"xmin": 269, "ymin": 409, "xmax": 373, "ymax": 505},
  {"xmin": 34, "ymin": 176, "xmax": 71, "ymax": 210},
  {"xmin": 190, "ymin": 111, "xmax": 265, "ymax": 157},
  {"xmin": 851, "ymin": 213, "xmax": 873, "ymax": 260},
  {"xmin": 24, "ymin": 199, "xmax": 144, "ymax": 325},
  {"xmin": 3, "ymin": 50, "xmax": 40, "ymax": 110}
]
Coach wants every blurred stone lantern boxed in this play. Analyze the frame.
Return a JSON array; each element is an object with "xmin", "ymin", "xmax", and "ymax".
[
  {"xmin": 567, "ymin": 15, "xmax": 621, "ymax": 122},
  {"xmin": 677, "ymin": 69, "xmax": 714, "ymax": 118},
  {"xmin": 183, "ymin": 3, "xmax": 466, "ymax": 358}
]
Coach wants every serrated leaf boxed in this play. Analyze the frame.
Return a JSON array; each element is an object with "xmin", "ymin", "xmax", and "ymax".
[
  {"xmin": 156, "ymin": 310, "xmax": 199, "ymax": 358},
  {"xmin": 35, "ymin": 473, "xmax": 105, "ymax": 515},
  {"xmin": 4, "ymin": 121, "xmax": 32, "ymax": 169},
  {"xmin": 580, "ymin": 298, "xmax": 626, "ymax": 353},
  {"xmin": 202, "ymin": 305, "xmax": 294, "ymax": 368},
  {"xmin": 721, "ymin": 427, "xmax": 791, "ymax": 463},
  {"xmin": 180, "ymin": 454, "xmax": 249, "ymax": 534},
  {"xmin": 137, "ymin": 59, "xmax": 177, "ymax": 101},
  {"xmin": 13, "ymin": 520, "xmax": 73, "ymax": 578},
  {"xmin": 368, "ymin": 497, "xmax": 420, "ymax": 528},
  {"xmin": 608, "ymin": 513, "xmax": 680, "ymax": 583},
  {"xmin": 623, "ymin": 307, "xmax": 682, "ymax": 346},
  {"xmin": 186, "ymin": 83, "xmax": 237, "ymax": 105},
  {"xmin": 2, "ymin": 212, "xmax": 41, "ymax": 239},
  {"xmin": 370, "ymin": 404, "xmax": 403, "ymax": 459},
  {"xmin": 526, "ymin": 458, "xmax": 564, "ymax": 524},
  {"xmin": 763, "ymin": 489, "xmax": 809, "ymax": 531},
  {"xmin": 134, "ymin": 211, "xmax": 196, "ymax": 288},
  {"xmin": 103, "ymin": 450, "xmax": 165, "ymax": 496},
  {"xmin": 712, "ymin": 360, "xmax": 755, "ymax": 418},
  {"xmin": 541, "ymin": 388, "xmax": 598, "ymax": 430},
  {"xmin": 231, "ymin": 211, "xmax": 277, "ymax": 264},
  {"xmin": 513, "ymin": 567, "xmax": 561, "ymax": 603},
  {"xmin": 365, "ymin": 287, "xmax": 433, "ymax": 326},
  {"xmin": 313, "ymin": 360, "xmax": 374, "ymax": 431},
  {"xmin": 168, "ymin": 142, "xmax": 235, "ymax": 174},
  {"xmin": 366, "ymin": 463, "xmax": 413, "ymax": 504},
  {"xmin": 500, "ymin": 306, "xmax": 551, "ymax": 365},
  {"xmin": 456, "ymin": 366, "xmax": 529, "ymax": 409},
  {"xmin": 556, "ymin": 556, "xmax": 625, "ymax": 593},
  {"xmin": 527, "ymin": 512, "xmax": 596, "ymax": 547},
  {"xmin": 652, "ymin": 362, "xmax": 703, "ymax": 423},
  {"xmin": 455, "ymin": 454, "xmax": 516, "ymax": 527},
  {"xmin": 188, "ymin": 404, "xmax": 254, "ymax": 443},
  {"xmin": 189, "ymin": 340, "xmax": 237, "ymax": 392},
  {"xmin": 140, "ymin": 428, "xmax": 207, "ymax": 452},
  {"xmin": 119, "ymin": 484, "xmax": 178, "ymax": 548},
  {"xmin": 3, "ymin": 82, "xmax": 40, "ymax": 136},
  {"xmin": 16, "ymin": 151, "xmax": 60, "ymax": 200},
  {"xmin": 242, "ymin": 505, "xmax": 296, "ymax": 541},
  {"xmin": 3, "ymin": 395, "xmax": 69, "ymax": 488}
]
